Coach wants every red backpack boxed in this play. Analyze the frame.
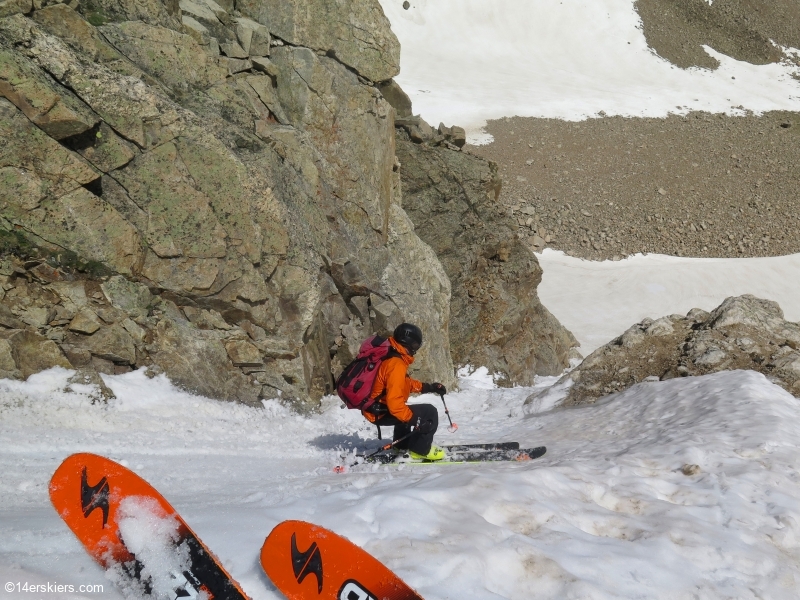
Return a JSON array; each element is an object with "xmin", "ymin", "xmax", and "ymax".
[{"xmin": 336, "ymin": 336, "xmax": 392, "ymax": 411}]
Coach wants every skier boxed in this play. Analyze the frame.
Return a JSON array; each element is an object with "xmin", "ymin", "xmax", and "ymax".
[{"xmin": 362, "ymin": 323, "xmax": 448, "ymax": 461}]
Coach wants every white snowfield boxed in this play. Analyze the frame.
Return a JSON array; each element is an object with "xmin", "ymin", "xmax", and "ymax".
[
  {"xmin": 1, "ymin": 366, "xmax": 800, "ymax": 599},
  {"xmin": 378, "ymin": 0, "xmax": 800, "ymax": 143},
  {"xmin": 537, "ymin": 249, "xmax": 800, "ymax": 354}
]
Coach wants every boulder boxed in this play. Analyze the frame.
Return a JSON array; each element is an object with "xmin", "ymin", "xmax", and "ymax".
[
  {"xmin": 74, "ymin": 323, "xmax": 136, "ymax": 364},
  {"xmin": 396, "ymin": 115, "xmax": 435, "ymax": 143},
  {"xmin": 378, "ymin": 79, "xmax": 412, "ymax": 118},
  {"xmin": 0, "ymin": 329, "xmax": 72, "ymax": 378},
  {"xmin": 0, "ymin": 338, "xmax": 21, "ymax": 379},
  {"xmin": 178, "ymin": 0, "xmax": 236, "ymax": 44},
  {"xmin": 525, "ymin": 294, "xmax": 800, "ymax": 409},
  {"xmin": 182, "ymin": 306, "xmax": 230, "ymax": 330},
  {"xmin": 396, "ymin": 131, "xmax": 576, "ymax": 384},
  {"xmin": 219, "ymin": 40, "xmax": 248, "ymax": 59},
  {"xmin": 68, "ymin": 307, "xmax": 103, "ymax": 334},
  {"xmin": 0, "ymin": 304, "xmax": 26, "ymax": 329},
  {"xmin": 450, "ymin": 126, "xmax": 466, "ymax": 148},
  {"xmin": 236, "ymin": 0, "xmax": 400, "ymax": 82}
]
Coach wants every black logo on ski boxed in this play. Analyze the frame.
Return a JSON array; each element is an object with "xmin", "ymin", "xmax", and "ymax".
[
  {"xmin": 80, "ymin": 467, "xmax": 109, "ymax": 528},
  {"xmin": 338, "ymin": 579, "xmax": 377, "ymax": 600},
  {"xmin": 291, "ymin": 533, "xmax": 323, "ymax": 593}
]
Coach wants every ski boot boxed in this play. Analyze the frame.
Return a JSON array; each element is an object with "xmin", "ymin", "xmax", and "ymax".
[{"xmin": 408, "ymin": 445, "xmax": 445, "ymax": 462}]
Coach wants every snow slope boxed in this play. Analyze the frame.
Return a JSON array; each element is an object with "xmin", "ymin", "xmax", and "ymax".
[
  {"xmin": 3, "ymin": 2, "xmax": 800, "ymax": 598},
  {"xmin": 537, "ymin": 249, "xmax": 800, "ymax": 354},
  {"xmin": 2, "ymin": 367, "xmax": 800, "ymax": 599},
  {"xmin": 378, "ymin": 0, "xmax": 800, "ymax": 143}
]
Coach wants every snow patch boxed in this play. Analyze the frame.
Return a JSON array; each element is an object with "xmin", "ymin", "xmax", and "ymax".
[{"xmin": 379, "ymin": 0, "xmax": 800, "ymax": 143}]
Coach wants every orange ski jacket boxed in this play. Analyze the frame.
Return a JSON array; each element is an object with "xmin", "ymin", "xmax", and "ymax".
[{"xmin": 363, "ymin": 337, "xmax": 423, "ymax": 423}]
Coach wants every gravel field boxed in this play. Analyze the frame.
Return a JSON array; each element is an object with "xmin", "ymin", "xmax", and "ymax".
[{"xmin": 468, "ymin": 111, "xmax": 800, "ymax": 260}]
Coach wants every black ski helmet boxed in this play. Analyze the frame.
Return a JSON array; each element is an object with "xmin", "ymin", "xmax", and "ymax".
[{"xmin": 393, "ymin": 322, "xmax": 423, "ymax": 355}]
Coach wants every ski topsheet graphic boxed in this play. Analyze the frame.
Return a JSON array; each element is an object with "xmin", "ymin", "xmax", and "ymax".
[
  {"xmin": 261, "ymin": 520, "xmax": 424, "ymax": 600},
  {"xmin": 49, "ymin": 453, "xmax": 249, "ymax": 600}
]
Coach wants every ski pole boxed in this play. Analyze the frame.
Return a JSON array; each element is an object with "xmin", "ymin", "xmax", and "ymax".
[
  {"xmin": 363, "ymin": 429, "xmax": 417, "ymax": 461},
  {"xmin": 439, "ymin": 393, "xmax": 458, "ymax": 432},
  {"xmin": 333, "ymin": 429, "xmax": 417, "ymax": 473}
]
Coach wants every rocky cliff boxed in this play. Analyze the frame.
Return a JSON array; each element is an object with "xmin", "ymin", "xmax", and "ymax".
[
  {"xmin": 0, "ymin": 0, "xmax": 573, "ymax": 408},
  {"xmin": 525, "ymin": 295, "xmax": 800, "ymax": 411}
]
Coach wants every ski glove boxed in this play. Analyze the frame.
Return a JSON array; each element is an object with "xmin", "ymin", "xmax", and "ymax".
[{"xmin": 421, "ymin": 382, "xmax": 447, "ymax": 395}]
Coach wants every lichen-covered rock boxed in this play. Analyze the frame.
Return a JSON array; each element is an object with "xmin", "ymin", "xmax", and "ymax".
[
  {"xmin": 237, "ymin": 0, "xmax": 399, "ymax": 82},
  {"xmin": 32, "ymin": 5, "xmax": 120, "ymax": 63},
  {"xmin": 525, "ymin": 294, "xmax": 800, "ymax": 409},
  {"xmin": 82, "ymin": 0, "xmax": 181, "ymax": 29},
  {"xmin": 0, "ymin": 47, "xmax": 99, "ymax": 140},
  {"xmin": 0, "ymin": 98, "xmax": 98, "ymax": 202},
  {"xmin": 0, "ymin": 0, "xmax": 30, "ymax": 18},
  {"xmin": 99, "ymin": 21, "xmax": 227, "ymax": 92},
  {"xmin": 396, "ymin": 131, "xmax": 577, "ymax": 384},
  {"xmin": 0, "ymin": 99, "xmax": 142, "ymax": 275}
]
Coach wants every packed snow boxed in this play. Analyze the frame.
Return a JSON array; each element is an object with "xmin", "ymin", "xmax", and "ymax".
[
  {"xmin": 111, "ymin": 497, "xmax": 192, "ymax": 600},
  {"xmin": 2, "ymin": 364, "xmax": 800, "ymax": 599},
  {"xmin": 378, "ymin": 0, "xmax": 800, "ymax": 143}
]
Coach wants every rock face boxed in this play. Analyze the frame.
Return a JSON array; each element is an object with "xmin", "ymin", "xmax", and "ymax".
[
  {"xmin": 0, "ymin": 0, "xmax": 572, "ymax": 409},
  {"xmin": 396, "ymin": 130, "xmax": 577, "ymax": 385},
  {"xmin": 235, "ymin": 0, "xmax": 400, "ymax": 82},
  {"xmin": 0, "ymin": 0, "xmax": 455, "ymax": 409},
  {"xmin": 525, "ymin": 294, "xmax": 800, "ymax": 409}
]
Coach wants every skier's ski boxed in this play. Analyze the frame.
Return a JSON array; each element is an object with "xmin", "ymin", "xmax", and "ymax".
[
  {"xmin": 261, "ymin": 520, "xmax": 423, "ymax": 600},
  {"xmin": 442, "ymin": 441, "xmax": 520, "ymax": 451},
  {"xmin": 363, "ymin": 446, "xmax": 546, "ymax": 465},
  {"xmin": 49, "ymin": 453, "xmax": 249, "ymax": 600}
]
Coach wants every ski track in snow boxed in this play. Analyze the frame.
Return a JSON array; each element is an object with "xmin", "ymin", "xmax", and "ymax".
[
  {"xmin": 378, "ymin": 0, "xmax": 800, "ymax": 144},
  {"xmin": 2, "ymin": 367, "xmax": 800, "ymax": 599}
]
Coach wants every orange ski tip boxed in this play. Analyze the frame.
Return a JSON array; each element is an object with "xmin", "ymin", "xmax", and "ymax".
[
  {"xmin": 261, "ymin": 520, "xmax": 424, "ymax": 600},
  {"xmin": 49, "ymin": 453, "xmax": 251, "ymax": 600}
]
